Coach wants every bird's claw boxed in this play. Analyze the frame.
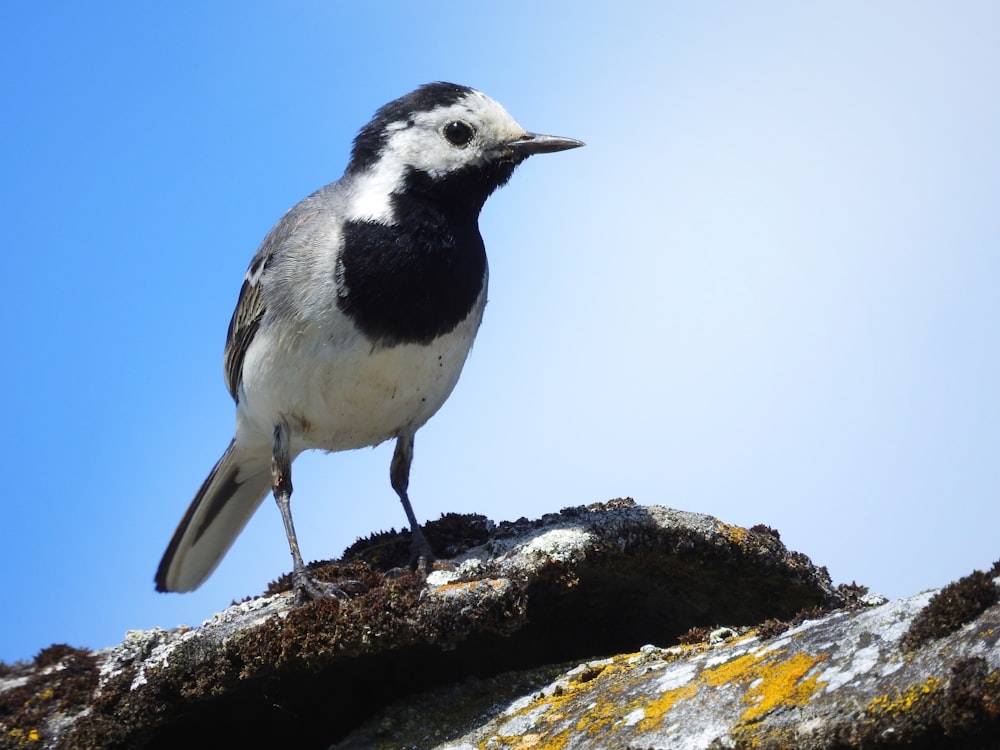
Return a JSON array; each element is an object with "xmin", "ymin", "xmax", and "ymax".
[
  {"xmin": 292, "ymin": 571, "xmax": 368, "ymax": 605},
  {"xmin": 409, "ymin": 528, "xmax": 435, "ymax": 573}
]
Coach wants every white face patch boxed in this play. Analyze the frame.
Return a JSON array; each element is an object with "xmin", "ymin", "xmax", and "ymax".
[{"xmin": 345, "ymin": 90, "xmax": 528, "ymax": 224}]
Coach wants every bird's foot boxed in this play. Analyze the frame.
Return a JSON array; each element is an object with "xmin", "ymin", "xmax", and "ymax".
[
  {"xmin": 409, "ymin": 525, "xmax": 435, "ymax": 572},
  {"xmin": 382, "ymin": 528, "xmax": 436, "ymax": 580},
  {"xmin": 292, "ymin": 569, "xmax": 367, "ymax": 606}
]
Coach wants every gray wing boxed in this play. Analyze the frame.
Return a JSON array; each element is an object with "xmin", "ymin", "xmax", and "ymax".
[
  {"xmin": 223, "ymin": 270, "xmax": 265, "ymax": 402},
  {"xmin": 223, "ymin": 183, "xmax": 336, "ymax": 401},
  {"xmin": 222, "ymin": 200, "xmax": 319, "ymax": 402}
]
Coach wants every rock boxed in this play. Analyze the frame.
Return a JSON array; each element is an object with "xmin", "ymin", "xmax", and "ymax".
[
  {"xmin": 2, "ymin": 500, "xmax": 995, "ymax": 749},
  {"xmin": 350, "ymin": 576, "xmax": 999, "ymax": 749}
]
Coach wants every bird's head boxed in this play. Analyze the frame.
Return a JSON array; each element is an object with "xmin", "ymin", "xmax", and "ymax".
[{"xmin": 345, "ymin": 82, "xmax": 583, "ymax": 220}]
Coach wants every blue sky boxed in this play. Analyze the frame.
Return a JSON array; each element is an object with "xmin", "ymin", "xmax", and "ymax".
[{"xmin": 2, "ymin": 2, "xmax": 999, "ymax": 662}]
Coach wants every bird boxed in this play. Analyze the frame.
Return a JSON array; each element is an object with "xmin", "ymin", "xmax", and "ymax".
[{"xmin": 155, "ymin": 82, "xmax": 583, "ymax": 602}]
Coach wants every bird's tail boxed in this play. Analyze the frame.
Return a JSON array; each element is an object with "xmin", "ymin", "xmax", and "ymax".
[{"xmin": 155, "ymin": 440, "xmax": 272, "ymax": 592}]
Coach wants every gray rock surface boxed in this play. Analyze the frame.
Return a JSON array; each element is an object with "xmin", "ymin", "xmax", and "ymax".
[
  {"xmin": 1, "ymin": 500, "xmax": 996, "ymax": 749},
  {"xmin": 337, "ymin": 582, "xmax": 999, "ymax": 749}
]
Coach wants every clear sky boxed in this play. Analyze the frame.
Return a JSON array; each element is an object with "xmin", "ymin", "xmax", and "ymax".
[{"xmin": 2, "ymin": 2, "xmax": 999, "ymax": 663}]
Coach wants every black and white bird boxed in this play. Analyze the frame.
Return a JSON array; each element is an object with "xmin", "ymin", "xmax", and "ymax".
[{"xmin": 155, "ymin": 82, "xmax": 582, "ymax": 601}]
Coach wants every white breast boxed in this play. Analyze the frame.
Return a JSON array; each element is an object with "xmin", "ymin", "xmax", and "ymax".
[{"xmin": 233, "ymin": 289, "xmax": 485, "ymax": 457}]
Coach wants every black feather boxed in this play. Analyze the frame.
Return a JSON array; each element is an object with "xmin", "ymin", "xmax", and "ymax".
[{"xmin": 348, "ymin": 82, "xmax": 474, "ymax": 174}]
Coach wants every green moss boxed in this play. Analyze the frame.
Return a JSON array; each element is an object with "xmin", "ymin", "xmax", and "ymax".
[
  {"xmin": 753, "ymin": 604, "xmax": 830, "ymax": 641},
  {"xmin": 902, "ymin": 570, "xmax": 999, "ymax": 652},
  {"xmin": 858, "ymin": 658, "xmax": 1000, "ymax": 747},
  {"xmin": 749, "ymin": 523, "xmax": 781, "ymax": 541},
  {"xmin": 41, "ymin": 502, "xmax": 839, "ymax": 747},
  {"xmin": 941, "ymin": 657, "xmax": 1000, "ymax": 734},
  {"xmin": 0, "ymin": 645, "xmax": 97, "ymax": 749},
  {"xmin": 677, "ymin": 625, "xmax": 714, "ymax": 645},
  {"xmin": 339, "ymin": 512, "xmax": 493, "ymax": 571}
]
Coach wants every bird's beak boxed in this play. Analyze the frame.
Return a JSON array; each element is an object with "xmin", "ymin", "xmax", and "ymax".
[{"xmin": 506, "ymin": 132, "xmax": 585, "ymax": 157}]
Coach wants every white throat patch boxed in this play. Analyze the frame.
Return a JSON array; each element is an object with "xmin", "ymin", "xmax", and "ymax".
[{"xmin": 345, "ymin": 90, "xmax": 527, "ymax": 224}]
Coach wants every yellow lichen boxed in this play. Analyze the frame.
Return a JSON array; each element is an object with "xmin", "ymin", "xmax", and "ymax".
[
  {"xmin": 702, "ymin": 652, "xmax": 763, "ymax": 688},
  {"xmin": 701, "ymin": 648, "xmax": 829, "ymax": 725},
  {"xmin": 483, "ymin": 651, "xmax": 707, "ymax": 748},
  {"xmin": 6, "ymin": 727, "xmax": 42, "ymax": 746},
  {"xmin": 866, "ymin": 676, "xmax": 942, "ymax": 718},
  {"xmin": 635, "ymin": 683, "xmax": 699, "ymax": 731},
  {"xmin": 716, "ymin": 521, "xmax": 749, "ymax": 546},
  {"xmin": 478, "ymin": 661, "xmax": 622, "ymax": 750},
  {"xmin": 570, "ymin": 662, "xmax": 640, "ymax": 735},
  {"xmin": 479, "ymin": 645, "xmax": 830, "ymax": 747},
  {"xmin": 742, "ymin": 652, "xmax": 829, "ymax": 723}
]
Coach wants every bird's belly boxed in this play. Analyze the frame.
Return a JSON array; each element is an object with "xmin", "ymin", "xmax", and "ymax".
[{"xmin": 235, "ymin": 316, "xmax": 480, "ymax": 454}]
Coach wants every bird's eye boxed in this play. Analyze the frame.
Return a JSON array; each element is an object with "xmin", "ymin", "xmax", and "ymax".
[{"xmin": 443, "ymin": 121, "xmax": 474, "ymax": 147}]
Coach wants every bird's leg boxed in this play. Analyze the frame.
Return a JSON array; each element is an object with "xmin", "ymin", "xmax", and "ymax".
[
  {"xmin": 272, "ymin": 425, "xmax": 327, "ymax": 604},
  {"xmin": 391, "ymin": 432, "xmax": 434, "ymax": 567},
  {"xmin": 272, "ymin": 425, "xmax": 366, "ymax": 603}
]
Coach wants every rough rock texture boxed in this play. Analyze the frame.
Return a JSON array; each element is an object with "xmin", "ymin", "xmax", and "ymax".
[
  {"xmin": 343, "ymin": 578, "xmax": 999, "ymax": 749},
  {"xmin": 1, "ymin": 500, "xmax": 996, "ymax": 749}
]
